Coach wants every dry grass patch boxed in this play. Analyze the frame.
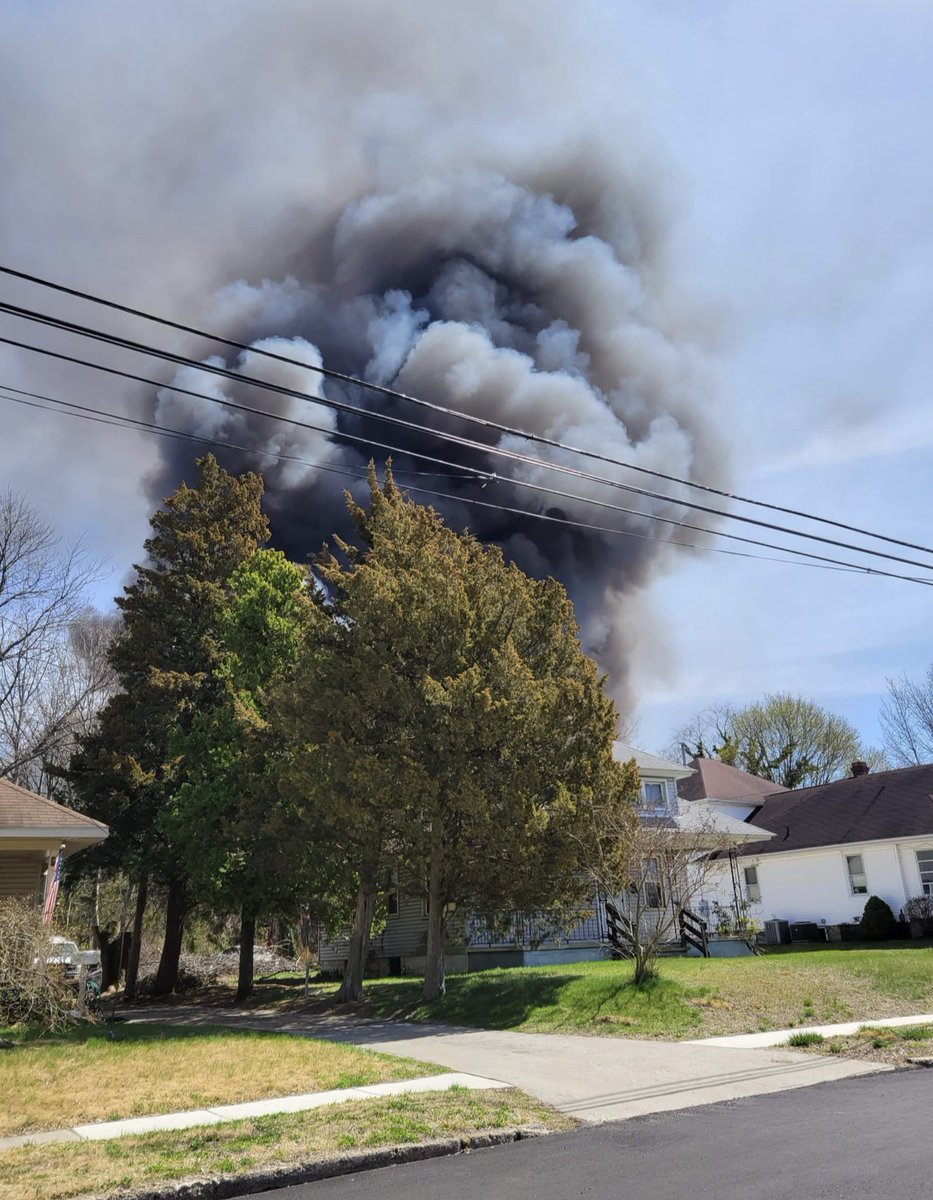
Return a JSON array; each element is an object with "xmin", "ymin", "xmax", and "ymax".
[
  {"xmin": 0, "ymin": 1023, "xmax": 442, "ymax": 1137},
  {"xmin": 0, "ymin": 1088, "xmax": 571, "ymax": 1200},
  {"xmin": 801, "ymin": 1023, "xmax": 933, "ymax": 1066}
]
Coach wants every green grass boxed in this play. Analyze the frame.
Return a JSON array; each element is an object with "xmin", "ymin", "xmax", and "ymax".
[
  {"xmin": 346, "ymin": 942, "xmax": 933, "ymax": 1040},
  {"xmin": 0, "ymin": 1088, "xmax": 572, "ymax": 1200},
  {"xmin": 0, "ymin": 1021, "xmax": 442, "ymax": 1136},
  {"xmin": 787, "ymin": 1031, "xmax": 825, "ymax": 1047}
]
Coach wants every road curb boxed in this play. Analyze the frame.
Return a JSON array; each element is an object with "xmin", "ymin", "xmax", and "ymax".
[{"xmin": 98, "ymin": 1127, "xmax": 549, "ymax": 1199}]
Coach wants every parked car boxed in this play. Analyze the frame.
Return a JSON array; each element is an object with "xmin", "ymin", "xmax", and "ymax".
[{"xmin": 39, "ymin": 937, "xmax": 103, "ymax": 1011}]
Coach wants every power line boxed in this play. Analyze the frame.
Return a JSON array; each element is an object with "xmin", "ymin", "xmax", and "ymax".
[
  {"xmin": 3, "ymin": 301, "xmax": 933, "ymax": 577},
  {"xmin": 0, "ymin": 345, "xmax": 929, "ymax": 586},
  {"xmin": 2, "ymin": 262, "xmax": 928, "ymax": 558},
  {"xmin": 0, "ymin": 384, "xmax": 880, "ymax": 578}
]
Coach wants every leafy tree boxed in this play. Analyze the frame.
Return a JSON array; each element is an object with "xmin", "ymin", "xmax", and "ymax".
[
  {"xmin": 166, "ymin": 549, "xmax": 311, "ymax": 1000},
  {"xmin": 70, "ymin": 456, "xmax": 269, "ymax": 996},
  {"xmin": 880, "ymin": 668, "xmax": 933, "ymax": 766},
  {"xmin": 670, "ymin": 693, "xmax": 882, "ymax": 788},
  {"xmin": 281, "ymin": 466, "xmax": 632, "ymax": 1002}
]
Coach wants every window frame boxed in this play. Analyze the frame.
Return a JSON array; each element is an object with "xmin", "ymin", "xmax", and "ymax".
[
  {"xmin": 916, "ymin": 849, "xmax": 933, "ymax": 897},
  {"xmin": 743, "ymin": 864, "xmax": 762, "ymax": 903},
  {"xmin": 640, "ymin": 780, "xmax": 667, "ymax": 815},
  {"xmin": 642, "ymin": 857, "xmax": 664, "ymax": 909},
  {"xmin": 845, "ymin": 852, "xmax": 868, "ymax": 896}
]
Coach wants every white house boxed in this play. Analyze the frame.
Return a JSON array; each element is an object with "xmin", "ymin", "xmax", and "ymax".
[{"xmin": 684, "ymin": 758, "xmax": 933, "ymax": 932}]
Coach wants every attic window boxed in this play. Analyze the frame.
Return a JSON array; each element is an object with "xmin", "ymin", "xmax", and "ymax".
[
  {"xmin": 641, "ymin": 782, "xmax": 666, "ymax": 813},
  {"xmin": 845, "ymin": 853, "xmax": 868, "ymax": 896}
]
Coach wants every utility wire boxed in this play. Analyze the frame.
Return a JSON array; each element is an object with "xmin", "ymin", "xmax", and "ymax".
[
  {"xmin": 0, "ymin": 384, "xmax": 879, "ymax": 577},
  {"xmin": 3, "ymin": 300, "xmax": 933, "ymax": 577},
  {"xmin": 2, "ymin": 262, "xmax": 928, "ymax": 558},
  {"xmin": 0, "ymin": 340, "xmax": 929, "ymax": 586}
]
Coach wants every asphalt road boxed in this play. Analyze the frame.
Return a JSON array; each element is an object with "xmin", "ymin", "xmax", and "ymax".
[{"xmin": 261, "ymin": 1069, "xmax": 932, "ymax": 1200}]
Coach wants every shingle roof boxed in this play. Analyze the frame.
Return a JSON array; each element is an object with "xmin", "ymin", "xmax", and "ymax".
[
  {"xmin": 0, "ymin": 776, "xmax": 108, "ymax": 835},
  {"xmin": 678, "ymin": 757, "xmax": 787, "ymax": 805},
  {"xmin": 739, "ymin": 763, "xmax": 933, "ymax": 855},
  {"xmin": 613, "ymin": 742, "xmax": 694, "ymax": 779}
]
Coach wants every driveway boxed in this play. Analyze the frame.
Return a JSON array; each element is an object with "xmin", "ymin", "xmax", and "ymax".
[{"xmin": 128, "ymin": 1004, "xmax": 887, "ymax": 1123}]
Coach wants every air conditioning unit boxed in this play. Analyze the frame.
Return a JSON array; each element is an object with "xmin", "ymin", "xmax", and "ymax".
[{"xmin": 762, "ymin": 919, "xmax": 791, "ymax": 945}]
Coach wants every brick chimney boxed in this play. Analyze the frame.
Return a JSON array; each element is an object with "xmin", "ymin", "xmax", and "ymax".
[{"xmin": 851, "ymin": 761, "xmax": 870, "ymax": 777}]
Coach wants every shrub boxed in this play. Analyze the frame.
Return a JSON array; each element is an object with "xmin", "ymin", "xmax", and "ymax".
[
  {"xmin": 788, "ymin": 1031, "xmax": 825, "ymax": 1047},
  {"xmin": 859, "ymin": 895, "xmax": 899, "ymax": 941},
  {"xmin": 901, "ymin": 895, "xmax": 933, "ymax": 922},
  {"xmin": 0, "ymin": 898, "xmax": 75, "ymax": 1030}
]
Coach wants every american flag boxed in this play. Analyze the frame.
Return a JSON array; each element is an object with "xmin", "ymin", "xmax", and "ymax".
[{"xmin": 42, "ymin": 845, "xmax": 64, "ymax": 925}]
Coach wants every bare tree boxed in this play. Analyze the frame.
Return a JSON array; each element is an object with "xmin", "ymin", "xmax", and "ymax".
[
  {"xmin": 587, "ymin": 798, "xmax": 732, "ymax": 985},
  {"xmin": 0, "ymin": 491, "xmax": 108, "ymax": 793},
  {"xmin": 881, "ymin": 669, "xmax": 933, "ymax": 767}
]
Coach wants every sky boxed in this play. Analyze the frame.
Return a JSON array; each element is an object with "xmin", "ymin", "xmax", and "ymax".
[{"xmin": 1, "ymin": 1, "xmax": 931, "ymax": 758}]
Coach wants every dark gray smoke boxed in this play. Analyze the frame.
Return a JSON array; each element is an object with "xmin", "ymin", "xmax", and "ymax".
[{"xmin": 0, "ymin": 0, "xmax": 726, "ymax": 708}]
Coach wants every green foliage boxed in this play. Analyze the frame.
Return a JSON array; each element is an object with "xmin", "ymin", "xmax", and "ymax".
[
  {"xmin": 860, "ymin": 895, "xmax": 899, "ymax": 942},
  {"xmin": 674, "ymin": 692, "xmax": 879, "ymax": 787},
  {"xmin": 279, "ymin": 465, "xmax": 634, "ymax": 999},
  {"xmin": 167, "ymin": 549, "xmax": 312, "ymax": 917}
]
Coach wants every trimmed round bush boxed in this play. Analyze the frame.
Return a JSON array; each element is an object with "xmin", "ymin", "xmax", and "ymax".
[{"xmin": 860, "ymin": 895, "xmax": 899, "ymax": 941}]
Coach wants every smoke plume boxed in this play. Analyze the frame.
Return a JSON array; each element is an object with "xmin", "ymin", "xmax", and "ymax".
[{"xmin": 0, "ymin": 0, "xmax": 726, "ymax": 710}]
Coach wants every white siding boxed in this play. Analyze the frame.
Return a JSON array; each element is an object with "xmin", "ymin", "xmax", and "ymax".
[{"xmin": 730, "ymin": 841, "xmax": 923, "ymax": 925}]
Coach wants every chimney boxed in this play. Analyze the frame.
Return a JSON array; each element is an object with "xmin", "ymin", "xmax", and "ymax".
[{"xmin": 851, "ymin": 761, "xmax": 870, "ymax": 777}]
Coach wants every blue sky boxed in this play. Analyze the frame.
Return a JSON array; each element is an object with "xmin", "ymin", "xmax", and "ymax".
[{"xmin": 1, "ymin": 1, "xmax": 931, "ymax": 758}]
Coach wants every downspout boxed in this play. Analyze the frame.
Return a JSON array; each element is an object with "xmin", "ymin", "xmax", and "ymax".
[{"xmin": 893, "ymin": 843, "xmax": 910, "ymax": 913}]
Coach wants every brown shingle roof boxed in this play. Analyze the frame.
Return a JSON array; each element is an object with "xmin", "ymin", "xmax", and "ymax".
[
  {"xmin": 678, "ymin": 757, "xmax": 787, "ymax": 805},
  {"xmin": 740, "ymin": 763, "xmax": 933, "ymax": 855},
  {"xmin": 0, "ymin": 777, "xmax": 108, "ymax": 834}
]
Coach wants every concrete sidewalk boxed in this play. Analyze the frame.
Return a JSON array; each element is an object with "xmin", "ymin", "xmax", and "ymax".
[
  {"xmin": 128, "ymin": 1005, "xmax": 890, "ymax": 1124},
  {"xmin": 686, "ymin": 1012, "xmax": 933, "ymax": 1048},
  {"xmin": 0, "ymin": 1071, "xmax": 508, "ymax": 1152}
]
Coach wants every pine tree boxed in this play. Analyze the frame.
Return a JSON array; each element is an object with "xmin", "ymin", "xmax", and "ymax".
[{"xmin": 71, "ymin": 456, "xmax": 268, "ymax": 995}]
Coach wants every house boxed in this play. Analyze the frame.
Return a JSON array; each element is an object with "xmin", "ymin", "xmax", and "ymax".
[
  {"xmin": 0, "ymin": 776, "xmax": 108, "ymax": 904},
  {"xmin": 683, "ymin": 757, "xmax": 933, "ymax": 931},
  {"xmin": 319, "ymin": 742, "xmax": 766, "ymax": 976}
]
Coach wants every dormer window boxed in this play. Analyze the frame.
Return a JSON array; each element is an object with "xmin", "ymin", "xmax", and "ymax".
[{"xmin": 641, "ymin": 781, "xmax": 667, "ymax": 814}]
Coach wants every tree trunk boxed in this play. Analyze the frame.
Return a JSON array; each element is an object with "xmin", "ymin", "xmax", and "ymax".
[
  {"xmin": 422, "ymin": 847, "xmax": 447, "ymax": 1003},
  {"xmin": 123, "ymin": 872, "xmax": 148, "ymax": 1001},
  {"xmin": 152, "ymin": 877, "xmax": 186, "ymax": 996},
  {"xmin": 336, "ymin": 866, "xmax": 378, "ymax": 1004},
  {"xmin": 92, "ymin": 926, "xmax": 117, "ymax": 991},
  {"xmin": 236, "ymin": 908, "xmax": 257, "ymax": 1002}
]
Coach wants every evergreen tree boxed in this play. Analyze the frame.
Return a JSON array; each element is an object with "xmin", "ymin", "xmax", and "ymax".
[
  {"xmin": 70, "ymin": 456, "xmax": 268, "ymax": 995},
  {"xmin": 166, "ymin": 549, "xmax": 312, "ymax": 999},
  {"xmin": 281, "ymin": 466, "xmax": 631, "ymax": 1002}
]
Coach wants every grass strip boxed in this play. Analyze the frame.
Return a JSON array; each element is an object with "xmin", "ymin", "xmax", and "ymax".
[
  {"xmin": 0, "ymin": 1088, "xmax": 571, "ymax": 1200},
  {"xmin": 0, "ymin": 1023, "xmax": 441, "ymax": 1137}
]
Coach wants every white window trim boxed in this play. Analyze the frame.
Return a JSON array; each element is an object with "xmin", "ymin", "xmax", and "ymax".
[
  {"xmin": 843, "ymin": 851, "xmax": 869, "ymax": 896},
  {"xmin": 743, "ymin": 865, "xmax": 762, "ymax": 903},
  {"xmin": 639, "ymin": 779, "xmax": 668, "ymax": 815},
  {"xmin": 916, "ymin": 848, "xmax": 933, "ymax": 897}
]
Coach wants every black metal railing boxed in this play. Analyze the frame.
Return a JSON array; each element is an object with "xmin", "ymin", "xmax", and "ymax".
[{"xmin": 679, "ymin": 907, "xmax": 710, "ymax": 957}]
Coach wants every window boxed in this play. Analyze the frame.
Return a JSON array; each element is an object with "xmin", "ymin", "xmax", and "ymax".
[
  {"xmin": 641, "ymin": 781, "xmax": 666, "ymax": 813},
  {"xmin": 643, "ymin": 858, "xmax": 663, "ymax": 908},
  {"xmin": 743, "ymin": 865, "xmax": 761, "ymax": 903},
  {"xmin": 917, "ymin": 850, "xmax": 933, "ymax": 896},
  {"xmin": 387, "ymin": 891, "xmax": 399, "ymax": 916},
  {"xmin": 846, "ymin": 853, "xmax": 868, "ymax": 895}
]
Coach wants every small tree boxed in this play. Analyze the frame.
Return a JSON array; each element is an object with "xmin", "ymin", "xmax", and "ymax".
[
  {"xmin": 881, "ymin": 668, "xmax": 933, "ymax": 766},
  {"xmin": 586, "ymin": 784, "xmax": 733, "ymax": 986}
]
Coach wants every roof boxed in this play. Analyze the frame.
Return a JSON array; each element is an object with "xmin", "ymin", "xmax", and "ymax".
[
  {"xmin": 674, "ymin": 801, "xmax": 774, "ymax": 843},
  {"xmin": 0, "ymin": 776, "xmax": 108, "ymax": 838},
  {"xmin": 737, "ymin": 763, "xmax": 933, "ymax": 855},
  {"xmin": 613, "ymin": 741, "xmax": 694, "ymax": 780},
  {"xmin": 678, "ymin": 757, "xmax": 787, "ymax": 805}
]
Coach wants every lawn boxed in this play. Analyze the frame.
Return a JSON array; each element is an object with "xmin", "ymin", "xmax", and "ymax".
[
  {"xmin": 0, "ymin": 1022, "xmax": 442, "ymax": 1137},
  {"xmin": 342, "ymin": 942, "xmax": 933, "ymax": 1040},
  {"xmin": 0, "ymin": 1087, "xmax": 571, "ymax": 1200}
]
